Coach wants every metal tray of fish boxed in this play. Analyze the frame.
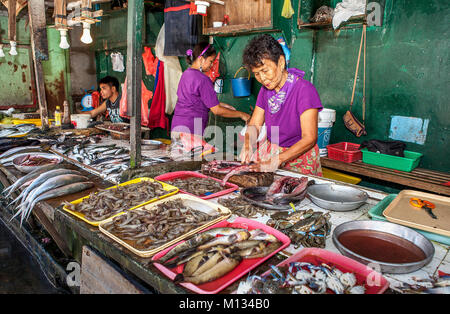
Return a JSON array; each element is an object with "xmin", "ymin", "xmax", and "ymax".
[
  {"xmin": 62, "ymin": 177, "xmax": 179, "ymax": 226},
  {"xmin": 12, "ymin": 153, "xmax": 64, "ymax": 173},
  {"xmin": 155, "ymin": 171, "xmax": 239, "ymax": 200},
  {"xmin": 307, "ymin": 183, "xmax": 368, "ymax": 211},
  {"xmin": 151, "ymin": 217, "xmax": 291, "ymax": 294},
  {"xmin": 241, "ymin": 186, "xmax": 308, "ymax": 211},
  {"xmin": 99, "ymin": 194, "xmax": 232, "ymax": 257}
]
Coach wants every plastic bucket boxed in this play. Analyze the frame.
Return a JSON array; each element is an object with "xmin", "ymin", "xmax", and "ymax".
[
  {"xmin": 195, "ymin": 1, "xmax": 210, "ymax": 14},
  {"xmin": 317, "ymin": 108, "xmax": 336, "ymax": 157},
  {"xmin": 231, "ymin": 67, "xmax": 251, "ymax": 97}
]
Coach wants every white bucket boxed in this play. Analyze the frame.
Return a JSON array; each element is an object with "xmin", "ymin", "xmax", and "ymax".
[
  {"xmin": 319, "ymin": 108, "xmax": 336, "ymax": 123},
  {"xmin": 71, "ymin": 114, "xmax": 91, "ymax": 129},
  {"xmin": 195, "ymin": 1, "xmax": 210, "ymax": 14}
]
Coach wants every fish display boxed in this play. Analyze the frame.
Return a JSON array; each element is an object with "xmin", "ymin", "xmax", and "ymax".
[
  {"xmin": 265, "ymin": 176, "xmax": 314, "ymax": 204},
  {"xmin": 101, "ymin": 199, "xmax": 221, "ymax": 250},
  {"xmin": 14, "ymin": 154, "xmax": 60, "ymax": 167},
  {"xmin": 155, "ymin": 227, "xmax": 282, "ymax": 286},
  {"xmin": 218, "ymin": 196, "xmax": 267, "ymax": 218},
  {"xmin": 64, "ymin": 180, "xmax": 175, "ymax": 222},
  {"xmin": 239, "ymin": 262, "xmax": 364, "ymax": 294},
  {"xmin": 1, "ymin": 163, "xmax": 65, "ymax": 198},
  {"xmin": 0, "ymin": 124, "xmax": 39, "ymax": 137},
  {"xmin": 267, "ymin": 209, "xmax": 331, "ymax": 248},
  {"xmin": 11, "ymin": 173, "xmax": 91, "ymax": 225},
  {"xmin": 4, "ymin": 165, "xmax": 94, "ymax": 226},
  {"xmin": 165, "ymin": 177, "xmax": 227, "ymax": 196},
  {"xmin": 201, "ymin": 160, "xmax": 252, "ymax": 185},
  {"xmin": 53, "ymin": 141, "xmax": 170, "ymax": 183},
  {"xmin": 0, "ymin": 138, "xmax": 41, "ymax": 154}
]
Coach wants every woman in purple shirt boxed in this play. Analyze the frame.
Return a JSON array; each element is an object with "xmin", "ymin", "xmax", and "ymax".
[
  {"xmin": 240, "ymin": 34, "xmax": 323, "ymax": 176},
  {"xmin": 171, "ymin": 43, "xmax": 250, "ymax": 136}
]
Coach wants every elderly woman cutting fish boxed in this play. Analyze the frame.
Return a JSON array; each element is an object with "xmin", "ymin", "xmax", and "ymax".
[{"xmin": 240, "ymin": 34, "xmax": 323, "ymax": 176}]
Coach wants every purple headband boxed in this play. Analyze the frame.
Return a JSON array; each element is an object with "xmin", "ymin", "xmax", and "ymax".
[{"xmin": 199, "ymin": 44, "xmax": 211, "ymax": 57}]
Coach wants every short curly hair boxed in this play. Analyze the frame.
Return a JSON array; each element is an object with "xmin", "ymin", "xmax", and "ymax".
[{"xmin": 242, "ymin": 34, "xmax": 285, "ymax": 70}]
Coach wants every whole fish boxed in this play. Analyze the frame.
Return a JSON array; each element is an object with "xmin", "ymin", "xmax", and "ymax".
[
  {"xmin": 202, "ymin": 227, "xmax": 248, "ymax": 237},
  {"xmin": 9, "ymin": 169, "xmax": 81, "ymax": 207},
  {"xmin": 239, "ymin": 241, "xmax": 282, "ymax": 259},
  {"xmin": 19, "ymin": 174, "xmax": 90, "ymax": 214},
  {"xmin": 11, "ymin": 181, "xmax": 94, "ymax": 226},
  {"xmin": 191, "ymin": 251, "xmax": 223, "ymax": 277},
  {"xmin": 157, "ymin": 233, "xmax": 215, "ymax": 264},
  {"xmin": 182, "ymin": 254, "xmax": 207, "ymax": 277},
  {"xmin": 176, "ymin": 254, "xmax": 242, "ymax": 285},
  {"xmin": 202, "ymin": 160, "xmax": 252, "ymax": 185},
  {"xmin": 265, "ymin": 176, "xmax": 313, "ymax": 204},
  {"xmin": 248, "ymin": 229, "xmax": 279, "ymax": 242},
  {"xmin": 2, "ymin": 164, "xmax": 65, "ymax": 198},
  {"xmin": 197, "ymin": 231, "xmax": 250, "ymax": 250},
  {"xmin": 1, "ymin": 151, "xmax": 48, "ymax": 165},
  {"xmin": 0, "ymin": 146, "xmax": 42, "ymax": 159}
]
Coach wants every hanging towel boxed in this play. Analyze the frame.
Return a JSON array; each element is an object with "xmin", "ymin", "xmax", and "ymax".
[
  {"xmin": 142, "ymin": 46, "xmax": 158, "ymax": 77},
  {"xmin": 155, "ymin": 24, "xmax": 183, "ymax": 115},
  {"xmin": 282, "ymin": 0, "xmax": 295, "ymax": 19},
  {"xmin": 148, "ymin": 61, "xmax": 169, "ymax": 131}
]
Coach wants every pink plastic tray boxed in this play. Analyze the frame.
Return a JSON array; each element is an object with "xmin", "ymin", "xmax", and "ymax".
[
  {"xmin": 262, "ymin": 248, "xmax": 390, "ymax": 294},
  {"xmin": 154, "ymin": 171, "xmax": 239, "ymax": 200},
  {"xmin": 152, "ymin": 217, "xmax": 291, "ymax": 294}
]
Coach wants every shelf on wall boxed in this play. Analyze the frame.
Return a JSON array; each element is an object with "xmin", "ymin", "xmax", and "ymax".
[{"xmin": 298, "ymin": 15, "xmax": 366, "ymax": 30}]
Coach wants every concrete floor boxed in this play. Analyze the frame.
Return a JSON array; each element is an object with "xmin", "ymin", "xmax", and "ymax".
[{"xmin": 0, "ymin": 220, "xmax": 61, "ymax": 294}]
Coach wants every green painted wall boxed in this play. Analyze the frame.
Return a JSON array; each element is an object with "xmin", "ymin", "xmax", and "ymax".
[
  {"xmin": 90, "ymin": 1, "xmax": 449, "ymax": 171},
  {"xmin": 0, "ymin": 15, "xmax": 71, "ymax": 115}
]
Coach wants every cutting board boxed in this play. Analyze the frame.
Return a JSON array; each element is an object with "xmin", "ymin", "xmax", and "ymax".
[{"xmin": 383, "ymin": 190, "xmax": 450, "ymax": 237}]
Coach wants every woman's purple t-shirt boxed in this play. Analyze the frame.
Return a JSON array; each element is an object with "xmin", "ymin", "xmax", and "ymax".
[
  {"xmin": 255, "ymin": 68, "xmax": 323, "ymax": 147},
  {"xmin": 171, "ymin": 68, "xmax": 220, "ymax": 135}
]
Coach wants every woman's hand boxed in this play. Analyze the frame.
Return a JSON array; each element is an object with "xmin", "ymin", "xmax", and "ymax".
[
  {"xmin": 240, "ymin": 112, "xmax": 251, "ymax": 123},
  {"xmin": 239, "ymin": 144, "xmax": 254, "ymax": 164},
  {"xmin": 249, "ymin": 157, "xmax": 281, "ymax": 173}
]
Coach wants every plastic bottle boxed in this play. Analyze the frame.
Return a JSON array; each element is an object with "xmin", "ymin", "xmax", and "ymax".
[
  {"xmin": 63, "ymin": 100, "xmax": 71, "ymax": 124},
  {"xmin": 54, "ymin": 106, "xmax": 62, "ymax": 127}
]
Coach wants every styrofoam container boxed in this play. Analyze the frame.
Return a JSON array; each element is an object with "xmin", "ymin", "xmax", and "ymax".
[
  {"xmin": 213, "ymin": 21, "xmax": 223, "ymax": 27},
  {"xmin": 71, "ymin": 114, "xmax": 91, "ymax": 129},
  {"xmin": 195, "ymin": 1, "xmax": 210, "ymax": 14}
]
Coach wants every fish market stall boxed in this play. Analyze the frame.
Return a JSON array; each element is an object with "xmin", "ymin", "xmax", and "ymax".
[{"xmin": 0, "ymin": 134, "xmax": 449, "ymax": 294}]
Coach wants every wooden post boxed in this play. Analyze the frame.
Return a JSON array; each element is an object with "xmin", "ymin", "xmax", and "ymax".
[
  {"xmin": 126, "ymin": 0, "xmax": 144, "ymax": 168},
  {"xmin": 28, "ymin": 0, "xmax": 50, "ymax": 130},
  {"xmin": 7, "ymin": 0, "xmax": 16, "ymax": 41}
]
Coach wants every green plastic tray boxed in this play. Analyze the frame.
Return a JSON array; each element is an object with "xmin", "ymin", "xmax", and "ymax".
[
  {"xmin": 361, "ymin": 149, "xmax": 422, "ymax": 172},
  {"xmin": 368, "ymin": 194, "xmax": 450, "ymax": 245}
]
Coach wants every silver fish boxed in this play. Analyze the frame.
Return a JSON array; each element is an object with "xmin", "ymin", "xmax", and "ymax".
[
  {"xmin": 2, "ymin": 164, "xmax": 65, "ymax": 198},
  {"xmin": 12, "ymin": 181, "xmax": 94, "ymax": 226},
  {"xmin": 0, "ymin": 146, "xmax": 42, "ymax": 159},
  {"xmin": 19, "ymin": 174, "xmax": 89, "ymax": 214},
  {"xmin": 10, "ymin": 169, "xmax": 81, "ymax": 207}
]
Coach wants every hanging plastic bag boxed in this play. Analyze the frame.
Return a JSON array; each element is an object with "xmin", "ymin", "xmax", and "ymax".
[
  {"xmin": 111, "ymin": 52, "xmax": 125, "ymax": 72},
  {"xmin": 205, "ymin": 52, "xmax": 220, "ymax": 82},
  {"xmin": 119, "ymin": 77, "xmax": 152, "ymax": 126},
  {"xmin": 282, "ymin": 0, "xmax": 294, "ymax": 19},
  {"xmin": 142, "ymin": 46, "xmax": 158, "ymax": 77}
]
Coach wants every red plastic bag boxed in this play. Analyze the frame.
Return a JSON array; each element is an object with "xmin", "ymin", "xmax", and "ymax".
[
  {"xmin": 120, "ymin": 77, "xmax": 152, "ymax": 126},
  {"xmin": 205, "ymin": 52, "xmax": 220, "ymax": 82},
  {"xmin": 142, "ymin": 46, "xmax": 158, "ymax": 77}
]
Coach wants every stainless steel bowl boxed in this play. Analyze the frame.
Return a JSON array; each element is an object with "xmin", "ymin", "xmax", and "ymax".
[
  {"xmin": 307, "ymin": 183, "xmax": 368, "ymax": 211},
  {"xmin": 141, "ymin": 139, "xmax": 162, "ymax": 150},
  {"xmin": 13, "ymin": 153, "xmax": 64, "ymax": 173},
  {"xmin": 332, "ymin": 220, "xmax": 435, "ymax": 274}
]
